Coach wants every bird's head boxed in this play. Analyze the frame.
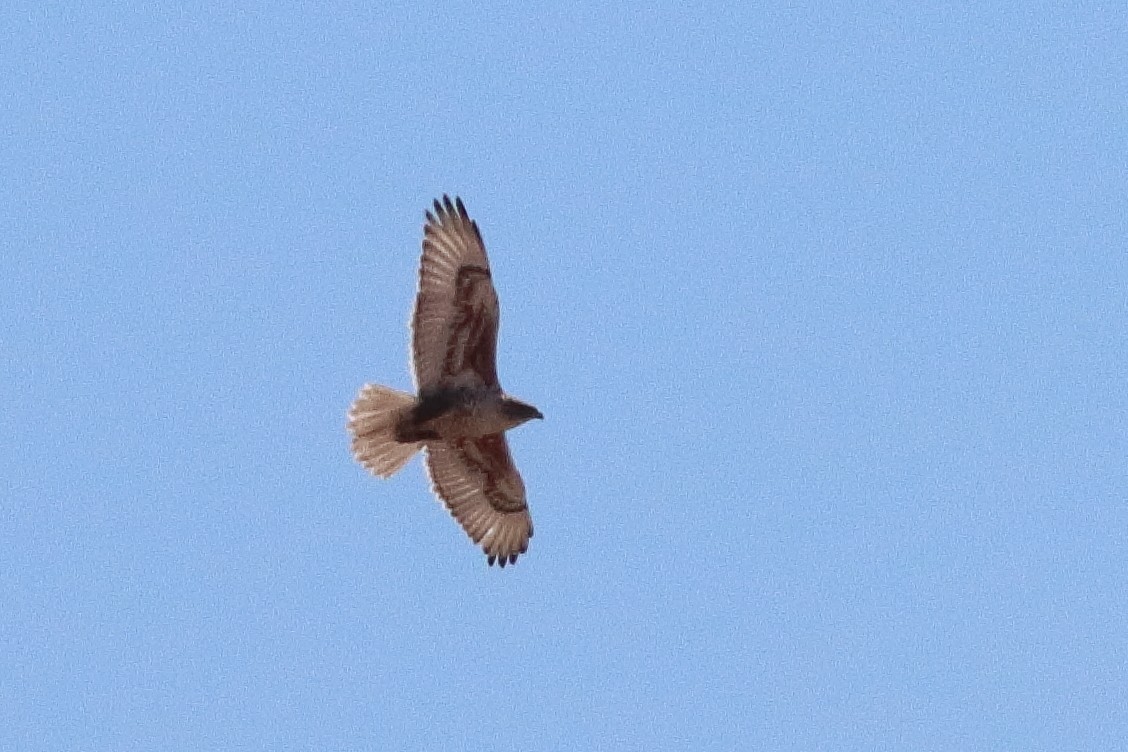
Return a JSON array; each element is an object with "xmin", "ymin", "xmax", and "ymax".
[{"xmin": 501, "ymin": 397, "xmax": 543, "ymax": 427}]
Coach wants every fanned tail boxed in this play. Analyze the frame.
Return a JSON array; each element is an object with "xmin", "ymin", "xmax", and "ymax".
[{"xmin": 348, "ymin": 384, "xmax": 420, "ymax": 478}]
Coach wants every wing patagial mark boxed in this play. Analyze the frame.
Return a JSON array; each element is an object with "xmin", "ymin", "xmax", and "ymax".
[
  {"xmin": 444, "ymin": 264, "xmax": 499, "ymax": 386},
  {"xmin": 456, "ymin": 436, "xmax": 527, "ymax": 514}
]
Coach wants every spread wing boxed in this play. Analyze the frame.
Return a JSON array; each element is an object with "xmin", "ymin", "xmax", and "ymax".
[
  {"xmin": 411, "ymin": 195, "xmax": 500, "ymax": 391},
  {"xmin": 424, "ymin": 434, "xmax": 533, "ymax": 567}
]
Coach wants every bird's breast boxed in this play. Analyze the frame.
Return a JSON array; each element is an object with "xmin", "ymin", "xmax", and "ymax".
[{"xmin": 413, "ymin": 390, "xmax": 513, "ymax": 440}]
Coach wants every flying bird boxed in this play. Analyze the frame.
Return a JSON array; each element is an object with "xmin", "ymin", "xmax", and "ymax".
[{"xmin": 348, "ymin": 195, "xmax": 542, "ymax": 567}]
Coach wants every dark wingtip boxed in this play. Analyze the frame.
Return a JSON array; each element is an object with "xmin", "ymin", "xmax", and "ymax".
[
  {"xmin": 485, "ymin": 551, "xmax": 521, "ymax": 568},
  {"xmin": 430, "ymin": 195, "xmax": 470, "ymax": 223}
]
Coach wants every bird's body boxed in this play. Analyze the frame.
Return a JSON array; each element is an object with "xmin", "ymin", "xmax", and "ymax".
[
  {"xmin": 396, "ymin": 386, "xmax": 540, "ymax": 442},
  {"xmin": 348, "ymin": 196, "xmax": 541, "ymax": 567}
]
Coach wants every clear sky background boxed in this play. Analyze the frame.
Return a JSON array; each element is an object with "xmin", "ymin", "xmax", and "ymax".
[{"xmin": 3, "ymin": 3, "xmax": 1126, "ymax": 750}]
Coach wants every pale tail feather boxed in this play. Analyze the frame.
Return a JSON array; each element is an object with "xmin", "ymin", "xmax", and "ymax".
[{"xmin": 348, "ymin": 384, "xmax": 420, "ymax": 478}]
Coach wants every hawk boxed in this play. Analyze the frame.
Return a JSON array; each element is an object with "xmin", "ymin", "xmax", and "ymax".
[{"xmin": 348, "ymin": 195, "xmax": 542, "ymax": 567}]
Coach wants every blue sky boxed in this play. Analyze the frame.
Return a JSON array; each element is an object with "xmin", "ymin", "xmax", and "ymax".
[{"xmin": 3, "ymin": 3, "xmax": 1126, "ymax": 749}]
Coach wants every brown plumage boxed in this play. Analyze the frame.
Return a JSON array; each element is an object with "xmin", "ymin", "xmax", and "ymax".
[{"xmin": 348, "ymin": 196, "xmax": 541, "ymax": 567}]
